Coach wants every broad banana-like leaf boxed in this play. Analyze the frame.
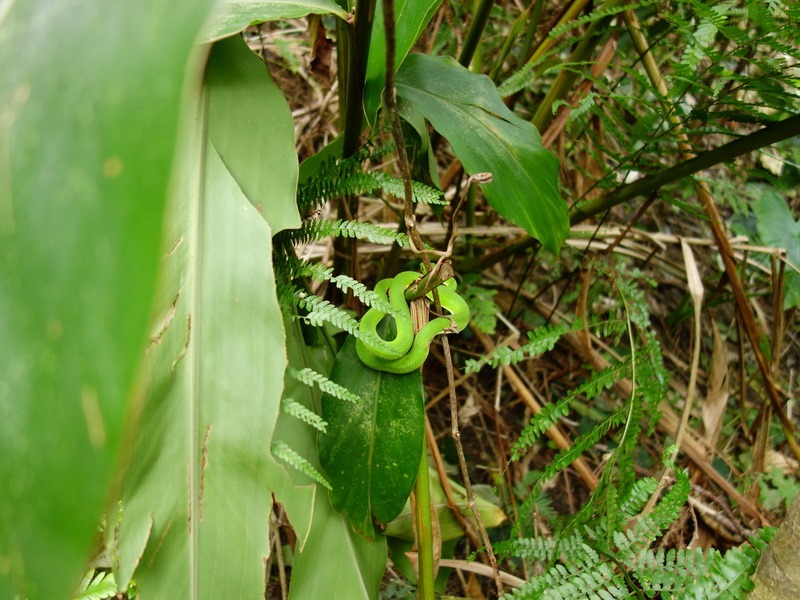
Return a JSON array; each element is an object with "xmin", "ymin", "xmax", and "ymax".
[
  {"xmin": 395, "ymin": 54, "xmax": 569, "ymax": 254},
  {"xmin": 0, "ymin": 1, "xmax": 215, "ymax": 597},
  {"xmin": 116, "ymin": 36, "xmax": 297, "ymax": 598},
  {"xmin": 318, "ymin": 336, "xmax": 425, "ymax": 539}
]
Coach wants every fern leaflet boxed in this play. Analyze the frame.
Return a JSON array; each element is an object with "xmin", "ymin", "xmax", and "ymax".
[{"xmin": 272, "ymin": 441, "xmax": 331, "ymax": 490}]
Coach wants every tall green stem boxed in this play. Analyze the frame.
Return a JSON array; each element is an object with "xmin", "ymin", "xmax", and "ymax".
[
  {"xmin": 335, "ymin": 0, "xmax": 376, "ymax": 279},
  {"xmin": 342, "ymin": 0, "xmax": 376, "ymax": 157},
  {"xmin": 413, "ymin": 438, "xmax": 435, "ymax": 600},
  {"xmin": 458, "ymin": 0, "xmax": 494, "ymax": 68}
]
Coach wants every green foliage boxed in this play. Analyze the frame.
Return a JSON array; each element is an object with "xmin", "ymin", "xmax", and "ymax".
[
  {"xmin": 460, "ymin": 285, "xmax": 500, "ymax": 334},
  {"xmin": 289, "ymin": 367, "xmax": 361, "ymax": 404},
  {"xmin": 489, "ymin": 267, "xmax": 770, "ymax": 597},
  {"xmin": 296, "ymin": 144, "xmax": 446, "ymax": 215},
  {"xmin": 0, "ymin": 0, "xmax": 216, "ymax": 596},
  {"xmin": 282, "ymin": 397, "xmax": 328, "ymax": 433},
  {"xmin": 288, "ymin": 218, "xmax": 412, "ymax": 247},
  {"xmin": 73, "ymin": 571, "xmax": 118, "ymax": 600},
  {"xmin": 396, "ymin": 53, "xmax": 569, "ymax": 253},
  {"xmin": 499, "ymin": 460, "xmax": 774, "ymax": 599},
  {"xmin": 465, "ymin": 323, "xmax": 572, "ymax": 373},
  {"xmin": 272, "ymin": 440, "xmax": 332, "ymax": 490},
  {"xmin": 318, "ymin": 336, "xmax": 426, "ymax": 539},
  {"xmin": 752, "ymin": 187, "xmax": 800, "ymax": 308},
  {"xmin": 509, "ymin": 359, "xmax": 633, "ymax": 461}
]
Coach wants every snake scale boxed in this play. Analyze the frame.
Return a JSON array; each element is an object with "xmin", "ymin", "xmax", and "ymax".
[{"xmin": 356, "ymin": 271, "xmax": 470, "ymax": 374}]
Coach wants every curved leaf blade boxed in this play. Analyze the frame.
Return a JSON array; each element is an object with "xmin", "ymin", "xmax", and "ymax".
[
  {"xmin": 0, "ymin": 1, "xmax": 215, "ymax": 598},
  {"xmin": 395, "ymin": 54, "xmax": 569, "ymax": 254},
  {"xmin": 319, "ymin": 336, "xmax": 425, "ymax": 539},
  {"xmin": 117, "ymin": 36, "xmax": 297, "ymax": 598},
  {"xmin": 203, "ymin": 0, "xmax": 348, "ymax": 42}
]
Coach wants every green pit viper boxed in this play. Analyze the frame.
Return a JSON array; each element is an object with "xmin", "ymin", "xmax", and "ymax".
[{"xmin": 356, "ymin": 271, "xmax": 470, "ymax": 374}]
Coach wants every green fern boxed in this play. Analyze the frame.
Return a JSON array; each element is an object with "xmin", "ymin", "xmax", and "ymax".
[
  {"xmin": 74, "ymin": 570, "xmax": 118, "ymax": 600},
  {"xmin": 272, "ymin": 441, "xmax": 332, "ymax": 490},
  {"xmin": 287, "ymin": 218, "xmax": 411, "ymax": 247},
  {"xmin": 510, "ymin": 359, "xmax": 633, "ymax": 461},
  {"xmin": 465, "ymin": 323, "xmax": 571, "ymax": 374},
  {"xmin": 282, "ymin": 397, "xmax": 328, "ymax": 433},
  {"xmin": 460, "ymin": 285, "xmax": 500, "ymax": 334},
  {"xmin": 289, "ymin": 367, "xmax": 360, "ymax": 404},
  {"xmin": 297, "ymin": 146, "xmax": 445, "ymax": 214},
  {"xmin": 293, "ymin": 291, "xmax": 393, "ymax": 353}
]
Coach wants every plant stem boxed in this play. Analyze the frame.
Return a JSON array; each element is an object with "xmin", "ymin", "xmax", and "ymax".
[
  {"xmin": 382, "ymin": 2, "xmax": 437, "ymax": 596},
  {"xmin": 458, "ymin": 0, "xmax": 494, "ymax": 68},
  {"xmin": 334, "ymin": 1, "xmax": 376, "ymax": 282},
  {"xmin": 413, "ymin": 437, "xmax": 435, "ymax": 600},
  {"xmin": 342, "ymin": 0, "xmax": 376, "ymax": 157}
]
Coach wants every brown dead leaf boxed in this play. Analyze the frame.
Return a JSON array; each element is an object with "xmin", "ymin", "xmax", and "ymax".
[
  {"xmin": 308, "ymin": 15, "xmax": 334, "ymax": 83},
  {"xmin": 702, "ymin": 321, "xmax": 729, "ymax": 449}
]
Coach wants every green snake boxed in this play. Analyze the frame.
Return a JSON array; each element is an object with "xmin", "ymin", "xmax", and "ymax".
[{"xmin": 356, "ymin": 271, "xmax": 470, "ymax": 374}]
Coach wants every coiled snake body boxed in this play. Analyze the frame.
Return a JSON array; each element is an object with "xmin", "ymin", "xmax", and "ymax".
[{"xmin": 356, "ymin": 271, "xmax": 470, "ymax": 374}]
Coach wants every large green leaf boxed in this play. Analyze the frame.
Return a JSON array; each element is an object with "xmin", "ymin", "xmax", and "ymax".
[
  {"xmin": 363, "ymin": 0, "xmax": 443, "ymax": 126},
  {"xmin": 754, "ymin": 188, "xmax": 800, "ymax": 308},
  {"xmin": 203, "ymin": 0, "xmax": 348, "ymax": 42},
  {"xmin": 0, "ymin": 1, "xmax": 215, "ymax": 598},
  {"xmin": 318, "ymin": 336, "xmax": 425, "ymax": 539},
  {"xmin": 395, "ymin": 54, "xmax": 569, "ymax": 254},
  {"xmin": 116, "ymin": 36, "xmax": 297, "ymax": 598},
  {"xmin": 277, "ymin": 320, "xmax": 387, "ymax": 600},
  {"xmin": 289, "ymin": 489, "xmax": 388, "ymax": 600}
]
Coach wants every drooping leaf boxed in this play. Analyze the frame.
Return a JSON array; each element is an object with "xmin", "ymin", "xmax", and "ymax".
[
  {"xmin": 395, "ymin": 53, "xmax": 569, "ymax": 254},
  {"xmin": 318, "ymin": 336, "xmax": 425, "ymax": 539},
  {"xmin": 363, "ymin": 0, "xmax": 444, "ymax": 125},
  {"xmin": 203, "ymin": 0, "xmax": 348, "ymax": 42},
  {"xmin": 0, "ymin": 1, "xmax": 215, "ymax": 598},
  {"xmin": 116, "ymin": 36, "xmax": 297, "ymax": 598}
]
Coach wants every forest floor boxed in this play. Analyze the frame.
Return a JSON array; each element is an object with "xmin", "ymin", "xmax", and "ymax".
[{"xmin": 247, "ymin": 15, "xmax": 800, "ymax": 599}]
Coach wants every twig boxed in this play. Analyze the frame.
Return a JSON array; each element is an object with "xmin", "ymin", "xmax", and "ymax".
[{"xmin": 442, "ymin": 335, "xmax": 505, "ymax": 597}]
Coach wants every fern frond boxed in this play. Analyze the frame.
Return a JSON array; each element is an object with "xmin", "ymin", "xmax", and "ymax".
[
  {"xmin": 548, "ymin": 0, "xmax": 660, "ymax": 39},
  {"xmin": 373, "ymin": 172, "xmax": 447, "ymax": 205},
  {"xmin": 298, "ymin": 262, "xmax": 407, "ymax": 319},
  {"xmin": 619, "ymin": 477, "xmax": 658, "ymax": 521},
  {"xmin": 503, "ymin": 552, "xmax": 627, "ymax": 599},
  {"xmin": 281, "ymin": 397, "xmax": 328, "ymax": 433},
  {"xmin": 460, "ymin": 285, "xmax": 499, "ymax": 335},
  {"xmin": 465, "ymin": 323, "xmax": 571, "ymax": 374},
  {"xmin": 516, "ymin": 406, "xmax": 629, "ymax": 532},
  {"xmin": 295, "ymin": 292, "xmax": 392, "ymax": 353},
  {"xmin": 74, "ymin": 570, "xmax": 118, "ymax": 600},
  {"xmin": 288, "ymin": 218, "xmax": 410, "ymax": 247},
  {"xmin": 289, "ymin": 367, "xmax": 360, "ymax": 404},
  {"xmin": 272, "ymin": 441, "xmax": 332, "ymax": 490},
  {"xmin": 510, "ymin": 359, "xmax": 633, "ymax": 461},
  {"xmin": 297, "ymin": 147, "xmax": 445, "ymax": 213}
]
